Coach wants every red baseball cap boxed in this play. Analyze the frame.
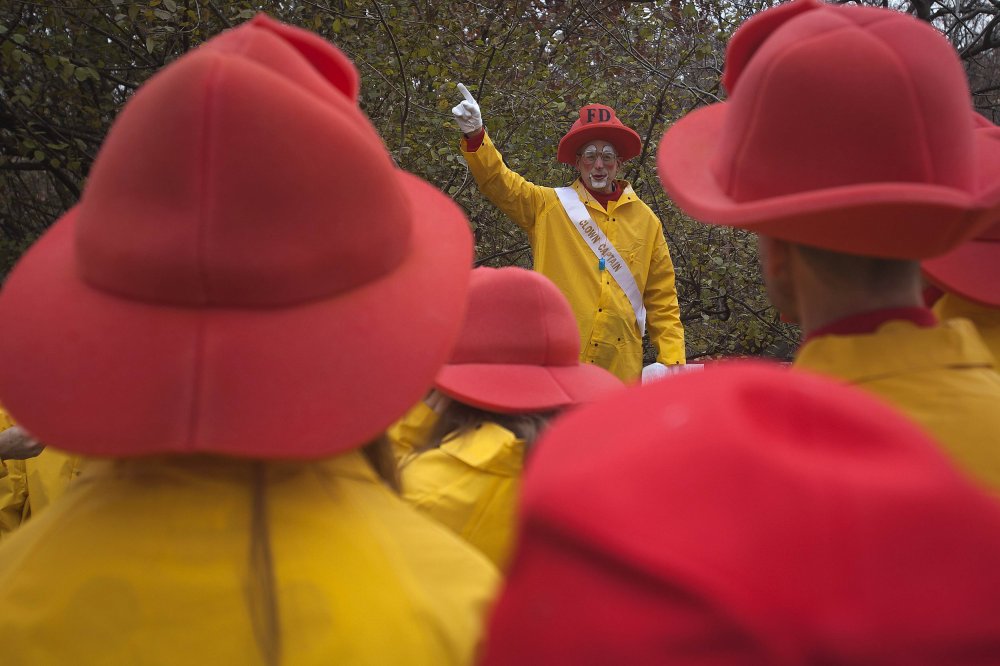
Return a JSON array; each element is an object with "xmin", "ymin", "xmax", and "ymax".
[
  {"xmin": 557, "ymin": 104, "xmax": 642, "ymax": 165},
  {"xmin": 435, "ymin": 267, "xmax": 622, "ymax": 413},
  {"xmin": 0, "ymin": 15, "xmax": 473, "ymax": 459},
  {"xmin": 483, "ymin": 362, "xmax": 1000, "ymax": 664},
  {"xmin": 657, "ymin": 0, "xmax": 1000, "ymax": 259}
]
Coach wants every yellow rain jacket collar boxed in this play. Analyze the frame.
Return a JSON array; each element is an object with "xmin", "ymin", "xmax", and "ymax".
[
  {"xmin": 795, "ymin": 318, "xmax": 1000, "ymax": 493},
  {"xmin": 796, "ymin": 318, "xmax": 995, "ymax": 382},
  {"xmin": 570, "ymin": 179, "xmax": 641, "ymax": 211},
  {"xmin": 440, "ymin": 422, "xmax": 524, "ymax": 476},
  {"xmin": 401, "ymin": 422, "xmax": 525, "ymax": 568},
  {"xmin": 933, "ymin": 292, "xmax": 1000, "ymax": 361}
]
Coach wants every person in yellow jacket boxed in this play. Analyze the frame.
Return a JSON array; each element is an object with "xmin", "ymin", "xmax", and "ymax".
[
  {"xmin": 0, "ymin": 15, "xmax": 498, "ymax": 665},
  {"xmin": 397, "ymin": 267, "xmax": 621, "ymax": 569},
  {"xmin": 451, "ymin": 84, "xmax": 685, "ymax": 383},
  {"xmin": 657, "ymin": 0, "xmax": 1000, "ymax": 491},
  {"xmin": 923, "ymin": 220, "xmax": 1000, "ymax": 360}
]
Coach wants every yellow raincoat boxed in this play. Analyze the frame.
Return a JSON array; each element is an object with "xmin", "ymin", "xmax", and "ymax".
[
  {"xmin": 0, "ymin": 451, "xmax": 498, "ymax": 665},
  {"xmin": 0, "ymin": 448, "xmax": 82, "ymax": 538},
  {"xmin": 0, "ymin": 406, "xmax": 21, "ymax": 535},
  {"xmin": 0, "ymin": 405, "xmax": 82, "ymax": 538},
  {"xmin": 462, "ymin": 132, "xmax": 685, "ymax": 382},
  {"xmin": 401, "ymin": 422, "xmax": 524, "ymax": 570},
  {"xmin": 387, "ymin": 400, "xmax": 439, "ymax": 463},
  {"xmin": 795, "ymin": 318, "xmax": 1000, "ymax": 492},
  {"xmin": 933, "ymin": 293, "xmax": 1000, "ymax": 360}
]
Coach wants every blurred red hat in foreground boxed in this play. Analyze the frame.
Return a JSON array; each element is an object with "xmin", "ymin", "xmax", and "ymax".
[
  {"xmin": 483, "ymin": 362, "xmax": 1000, "ymax": 665},
  {"xmin": 658, "ymin": 0, "xmax": 1000, "ymax": 259},
  {"xmin": 0, "ymin": 15, "xmax": 473, "ymax": 458}
]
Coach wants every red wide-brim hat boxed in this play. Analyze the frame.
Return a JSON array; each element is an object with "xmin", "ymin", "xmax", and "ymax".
[
  {"xmin": 557, "ymin": 104, "xmax": 642, "ymax": 165},
  {"xmin": 0, "ymin": 16, "xmax": 473, "ymax": 459},
  {"xmin": 435, "ymin": 267, "xmax": 622, "ymax": 413},
  {"xmin": 436, "ymin": 363, "xmax": 621, "ymax": 414},
  {"xmin": 657, "ymin": 0, "xmax": 1000, "ymax": 259}
]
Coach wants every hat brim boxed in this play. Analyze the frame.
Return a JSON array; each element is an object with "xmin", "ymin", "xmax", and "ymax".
[
  {"xmin": 436, "ymin": 362, "xmax": 622, "ymax": 414},
  {"xmin": 558, "ymin": 126, "xmax": 642, "ymax": 165},
  {"xmin": 0, "ymin": 171, "xmax": 472, "ymax": 459},
  {"xmin": 657, "ymin": 103, "xmax": 1000, "ymax": 259},
  {"xmin": 922, "ymin": 239, "xmax": 1000, "ymax": 307}
]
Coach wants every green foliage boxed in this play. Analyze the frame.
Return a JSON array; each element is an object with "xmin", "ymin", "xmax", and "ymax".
[{"xmin": 2, "ymin": 0, "xmax": 998, "ymax": 360}]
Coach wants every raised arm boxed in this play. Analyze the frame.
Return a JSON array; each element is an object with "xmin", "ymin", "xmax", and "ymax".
[{"xmin": 452, "ymin": 83, "xmax": 549, "ymax": 234}]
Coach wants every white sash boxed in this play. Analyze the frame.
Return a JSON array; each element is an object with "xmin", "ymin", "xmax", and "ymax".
[{"xmin": 555, "ymin": 186, "xmax": 646, "ymax": 333}]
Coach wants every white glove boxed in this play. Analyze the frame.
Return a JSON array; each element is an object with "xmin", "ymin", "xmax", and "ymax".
[
  {"xmin": 641, "ymin": 363, "xmax": 704, "ymax": 385},
  {"xmin": 451, "ymin": 83, "xmax": 483, "ymax": 135}
]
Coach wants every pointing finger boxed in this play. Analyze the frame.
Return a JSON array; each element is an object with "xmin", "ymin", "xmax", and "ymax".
[{"xmin": 457, "ymin": 82, "xmax": 476, "ymax": 103}]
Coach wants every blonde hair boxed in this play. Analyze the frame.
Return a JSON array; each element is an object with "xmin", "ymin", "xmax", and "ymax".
[
  {"xmin": 246, "ymin": 462, "xmax": 280, "ymax": 666},
  {"xmin": 361, "ymin": 435, "xmax": 400, "ymax": 492},
  {"xmin": 242, "ymin": 439, "xmax": 399, "ymax": 665},
  {"xmin": 423, "ymin": 400, "xmax": 557, "ymax": 454}
]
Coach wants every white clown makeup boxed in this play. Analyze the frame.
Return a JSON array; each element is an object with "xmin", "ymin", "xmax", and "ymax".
[{"xmin": 576, "ymin": 140, "xmax": 620, "ymax": 193}]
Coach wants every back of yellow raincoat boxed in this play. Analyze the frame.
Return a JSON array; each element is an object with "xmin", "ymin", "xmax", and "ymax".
[
  {"xmin": 795, "ymin": 318, "xmax": 1000, "ymax": 492},
  {"xmin": 0, "ymin": 406, "xmax": 22, "ymax": 535},
  {"xmin": 387, "ymin": 400, "xmax": 439, "ymax": 463},
  {"xmin": 933, "ymin": 293, "xmax": 1000, "ymax": 361},
  {"xmin": 0, "ymin": 451, "xmax": 498, "ymax": 665},
  {"xmin": 401, "ymin": 422, "xmax": 524, "ymax": 570},
  {"xmin": 462, "ymin": 132, "xmax": 685, "ymax": 381}
]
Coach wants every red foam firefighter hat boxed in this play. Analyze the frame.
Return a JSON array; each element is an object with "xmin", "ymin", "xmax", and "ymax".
[
  {"xmin": 557, "ymin": 104, "xmax": 642, "ymax": 165},
  {"xmin": 435, "ymin": 267, "xmax": 622, "ymax": 413},
  {"xmin": 482, "ymin": 362, "xmax": 1000, "ymax": 664},
  {"xmin": 0, "ymin": 15, "xmax": 474, "ymax": 458},
  {"xmin": 657, "ymin": 0, "xmax": 1000, "ymax": 259},
  {"xmin": 922, "ymin": 116, "xmax": 1000, "ymax": 305},
  {"xmin": 922, "ymin": 220, "xmax": 1000, "ymax": 306}
]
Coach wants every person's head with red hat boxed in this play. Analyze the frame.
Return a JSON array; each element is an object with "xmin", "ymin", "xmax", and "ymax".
[
  {"xmin": 0, "ymin": 15, "xmax": 499, "ymax": 664},
  {"xmin": 555, "ymin": 103, "xmax": 643, "ymax": 195},
  {"xmin": 482, "ymin": 362, "xmax": 1000, "ymax": 665},
  {"xmin": 657, "ymin": 0, "xmax": 1000, "ymax": 491},
  {"xmin": 453, "ymin": 84, "xmax": 642, "ymax": 197},
  {"xmin": 396, "ymin": 266, "xmax": 622, "ymax": 569}
]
